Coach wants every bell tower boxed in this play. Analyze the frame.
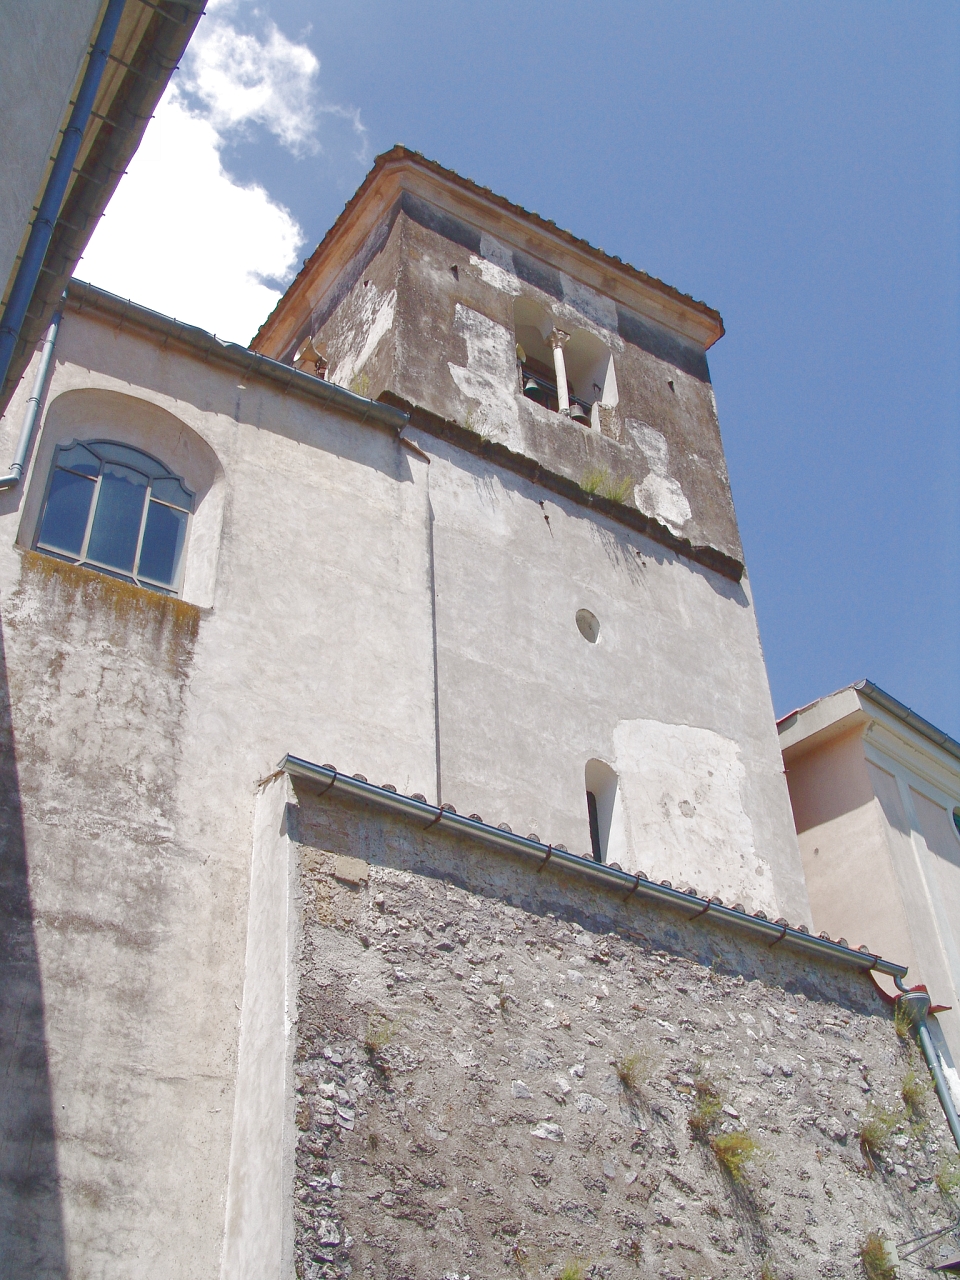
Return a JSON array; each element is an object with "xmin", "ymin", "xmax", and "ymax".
[
  {"xmin": 252, "ymin": 147, "xmax": 809, "ymax": 922},
  {"xmin": 253, "ymin": 146, "xmax": 739, "ymax": 577}
]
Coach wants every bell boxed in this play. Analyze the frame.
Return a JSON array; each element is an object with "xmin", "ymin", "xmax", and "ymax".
[
  {"xmin": 570, "ymin": 403, "xmax": 592, "ymax": 425},
  {"xmin": 523, "ymin": 377, "xmax": 542, "ymax": 395}
]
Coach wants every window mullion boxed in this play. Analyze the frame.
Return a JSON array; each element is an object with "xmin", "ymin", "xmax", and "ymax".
[
  {"xmin": 78, "ymin": 473, "xmax": 103, "ymax": 564},
  {"xmin": 131, "ymin": 484, "xmax": 152, "ymax": 584}
]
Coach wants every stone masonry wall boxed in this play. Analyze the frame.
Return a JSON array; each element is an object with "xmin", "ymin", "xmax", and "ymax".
[{"xmin": 289, "ymin": 788, "xmax": 960, "ymax": 1280}]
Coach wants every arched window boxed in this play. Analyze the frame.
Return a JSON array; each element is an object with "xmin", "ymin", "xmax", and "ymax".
[
  {"xmin": 514, "ymin": 297, "xmax": 617, "ymax": 428},
  {"xmin": 585, "ymin": 758, "xmax": 624, "ymax": 864},
  {"xmin": 35, "ymin": 440, "xmax": 194, "ymax": 594}
]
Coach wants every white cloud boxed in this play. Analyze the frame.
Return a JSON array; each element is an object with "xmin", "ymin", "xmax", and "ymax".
[
  {"xmin": 77, "ymin": 88, "xmax": 303, "ymax": 344},
  {"xmin": 77, "ymin": 2, "xmax": 366, "ymax": 344},
  {"xmin": 181, "ymin": 4, "xmax": 322, "ymax": 155}
]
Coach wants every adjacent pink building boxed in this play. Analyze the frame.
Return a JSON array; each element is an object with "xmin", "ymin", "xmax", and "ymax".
[{"xmin": 780, "ymin": 680, "xmax": 960, "ymax": 1097}]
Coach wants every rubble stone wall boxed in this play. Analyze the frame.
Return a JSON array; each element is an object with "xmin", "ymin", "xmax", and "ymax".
[{"xmin": 290, "ymin": 787, "xmax": 960, "ymax": 1280}]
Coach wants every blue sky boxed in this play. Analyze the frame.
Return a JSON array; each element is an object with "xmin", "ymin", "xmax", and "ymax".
[{"xmin": 80, "ymin": 0, "xmax": 960, "ymax": 737}]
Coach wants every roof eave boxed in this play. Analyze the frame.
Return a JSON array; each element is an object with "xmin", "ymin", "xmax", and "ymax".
[{"xmin": 252, "ymin": 145, "xmax": 725, "ymax": 358}]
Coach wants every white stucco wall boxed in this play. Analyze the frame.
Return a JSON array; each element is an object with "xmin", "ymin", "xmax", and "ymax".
[{"xmin": 0, "ymin": 303, "xmax": 806, "ymax": 1276}]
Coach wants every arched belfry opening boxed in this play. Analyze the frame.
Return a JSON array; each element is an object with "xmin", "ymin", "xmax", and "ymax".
[
  {"xmin": 585, "ymin": 758, "xmax": 623, "ymax": 864},
  {"xmin": 514, "ymin": 298, "xmax": 617, "ymax": 427}
]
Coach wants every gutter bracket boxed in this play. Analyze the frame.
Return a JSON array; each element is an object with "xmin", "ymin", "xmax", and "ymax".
[
  {"xmin": 536, "ymin": 846, "xmax": 554, "ymax": 873},
  {"xmin": 623, "ymin": 875, "xmax": 642, "ymax": 903}
]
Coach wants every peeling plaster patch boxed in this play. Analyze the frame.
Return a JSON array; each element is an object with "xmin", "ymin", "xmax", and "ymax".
[
  {"xmin": 479, "ymin": 232, "xmax": 514, "ymax": 271},
  {"xmin": 470, "ymin": 253, "xmax": 520, "ymax": 296},
  {"xmin": 613, "ymin": 718, "xmax": 776, "ymax": 915},
  {"xmin": 560, "ymin": 272, "xmax": 619, "ymax": 332},
  {"xmin": 634, "ymin": 474, "xmax": 691, "ymax": 535},
  {"xmin": 447, "ymin": 303, "xmax": 521, "ymax": 448},
  {"xmin": 328, "ymin": 282, "xmax": 397, "ymax": 390},
  {"xmin": 627, "ymin": 419, "xmax": 692, "ymax": 535},
  {"xmin": 476, "ymin": 233, "xmax": 520, "ymax": 293}
]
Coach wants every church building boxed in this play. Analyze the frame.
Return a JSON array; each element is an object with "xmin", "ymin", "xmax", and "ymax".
[{"xmin": 1, "ymin": 148, "xmax": 956, "ymax": 1280}]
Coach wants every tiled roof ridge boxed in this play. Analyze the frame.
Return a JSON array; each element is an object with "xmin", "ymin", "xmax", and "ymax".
[{"xmin": 252, "ymin": 145, "xmax": 724, "ymax": 349}]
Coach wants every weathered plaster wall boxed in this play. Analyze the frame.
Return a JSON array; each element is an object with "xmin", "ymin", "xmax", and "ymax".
[
  {"xmin": 0, "ymin": 294, "xmax": 805, "ymax": 1274},
  {"xmin": 2, "ymin": 554, "xmax": 210, "ymax": 1276},
  {"xmin": 307, "ymin": 206, "xmax": 742, "ymax": 569},
  {"xmin": 0, "ymin": 314, "xmax": 439, "ymax": 1278},
  {"xmin": 285, "ymin": 787, "xmax": 959, "ymax": 1280},
  {"xmin": 419, "ymin": 434, "xmax": 804, "ymax": 920}
]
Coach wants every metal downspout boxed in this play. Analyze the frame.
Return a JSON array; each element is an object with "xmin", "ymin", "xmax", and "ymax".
[
  {"xmin": 0, "ymin": 0, "xmax": 127, "ymax": 395},
  {"xmin": 897, "ymin": 988, "xmax": 960, "ymax": 1153},
  {"xmin": 0, "ymin": 314, "xmax": 61, "ymax": 490}
]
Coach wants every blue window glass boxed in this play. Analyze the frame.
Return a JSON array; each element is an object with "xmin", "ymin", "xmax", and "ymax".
[
  {"xmin": 35, "ymin": 440, "xmax": 194, "ymax": 594},
  {"xmin": 138, "ymin": 501, "xmax": 187, "ymax": 587},
  {"xmin": 56, "ymin": 443, "xmax": 99, "ymax": 476},
  {"xmin": 150, "ymin": 476, "xmax": 193, "ymax": 511},
  {"xmin": 37, "ymin": 469, "xmax": 95, "ymax": 555},
  {"xmin": 85, "ymin": 464, "xmax": 148, "ymax": 573}
]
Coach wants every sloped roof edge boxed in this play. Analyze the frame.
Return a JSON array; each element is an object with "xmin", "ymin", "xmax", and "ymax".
[
  {"xmin": 65, "ymin": 279, "xmax": 409, "ymax": 432},
  {"xmin": 778, "ymin": 680, "xmax": 960, "ymax": 767},
  {"xmin": 252, "ymin": 146, "xmax": 725, "ymax": 353}
]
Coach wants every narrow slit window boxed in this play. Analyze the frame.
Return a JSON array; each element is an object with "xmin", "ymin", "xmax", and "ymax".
[
  {"xmin": 36, "ymin": 440, "xmax": 194, "ymax": 594},
  {"xmin": 587, "ymin": 789, "xmax": 602, "ymax": 863},
  {"xmin": 584, "ymin": 758, "xmax": 622, "ymax": 865}
]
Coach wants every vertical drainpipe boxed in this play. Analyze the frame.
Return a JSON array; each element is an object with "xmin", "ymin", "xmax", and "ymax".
[
  {"xmin": 0, "ymin": 0, "xmax": 127, "ymax": 399},
  {"xmin": 548, "ymin": 329, "xmax": 571, "ymax": 414},
  {"xmin": 0, "ymin": 313, "xmax": 61, "ymax": 490},
  {"xmin": 897, "ymin": 987, "xmax": 960, "ymax": 1153}
]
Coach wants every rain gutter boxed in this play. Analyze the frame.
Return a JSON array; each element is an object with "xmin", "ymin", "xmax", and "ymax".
[
  {"xmin": 856, "ymin": 680, "xmax": 960, "ymax": 767},
  {"xmin": 279, "ymin": 753, "xmax": 908, "ymax": 982},
  {"xmin": 66, "ymin": 281, "xmax": 410, "ymax": 433},
  {"xmin": 0, "ymin": 1, "xmax": 206, "ymax": 413},
  {"xmin": 0, "ymin": 0, "xmax": 127, "ymax": 399}
]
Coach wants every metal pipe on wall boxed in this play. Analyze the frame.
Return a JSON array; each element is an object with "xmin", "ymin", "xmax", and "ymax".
[
  {"xmin": 897, "ymin": 988, "xmax": 960, "ymax": 1153},
  {"xmin": 0, "ymin": 0, "xmax": 127, "ymax": 396},
  {"xmin": 0, "ymin": 314, "xmax": 61, "ymax": 491}
]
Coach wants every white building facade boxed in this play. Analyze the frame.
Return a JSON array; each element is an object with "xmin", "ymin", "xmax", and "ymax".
[{"xmin": 0, "ymin": 151, "xmax": 827, "ymax": 1276}]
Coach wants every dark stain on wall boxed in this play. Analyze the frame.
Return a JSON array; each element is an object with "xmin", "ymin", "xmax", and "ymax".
[
  {"xmin": 0, "ymin": 552, "xmax": 203, "ymax": 1250},
  {"xmin": 616, "ymin": 307, "xmax": 711, "ymax": 384},
  {"xmin": 400, "ymin": 191, "xmax": 482, "ymax": 256},
  {"xmin": 511, "ymin": 249, "xmax": 564, "ymax": 301},
  {"xmin": 0, "ymin": 608, "xmax": 67, "ymax": 1279}
]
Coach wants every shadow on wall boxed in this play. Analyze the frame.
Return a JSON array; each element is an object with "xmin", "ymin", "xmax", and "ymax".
[{"xmin": 0, "ymin": 614, "xmax": 66, "ymax": 1277}]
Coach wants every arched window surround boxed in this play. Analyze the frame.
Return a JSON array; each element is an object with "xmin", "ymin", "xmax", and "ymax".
[{"xmin": 20, "ymin": 388, "xmax": 224, "ymax": 608}]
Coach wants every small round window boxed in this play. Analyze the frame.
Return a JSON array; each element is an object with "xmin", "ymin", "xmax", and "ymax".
[{"xmin": 576, "ymin": 608, "xmax": 600, "ymax": 643}]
